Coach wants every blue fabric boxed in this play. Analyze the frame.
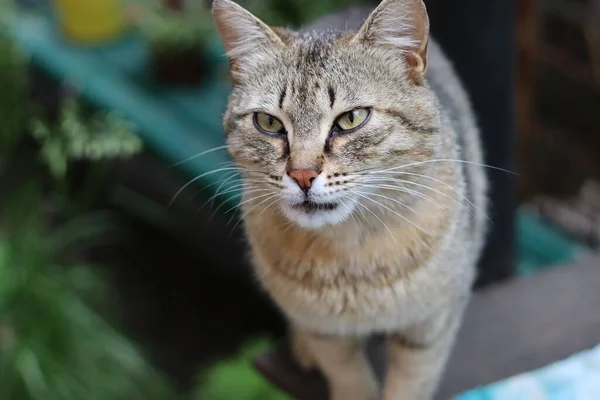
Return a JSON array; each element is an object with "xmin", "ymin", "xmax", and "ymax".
[{"xmin": 456, "ymin": 344, "xmax": 600, "ymax": 400}]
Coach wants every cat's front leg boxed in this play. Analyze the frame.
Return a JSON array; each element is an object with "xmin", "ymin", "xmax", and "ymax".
[
  {"xmin": 293, "ymin": 328, "xmax": 379, "ymax": 400},
  {"xmin": 382, "ymin": 301, "xmax": 468, "ymax": 400}
]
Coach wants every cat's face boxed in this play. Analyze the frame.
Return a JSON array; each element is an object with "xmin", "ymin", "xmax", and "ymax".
[{"xmin": 214, "ymin": 0, "xmax": 440, "ymax": 229}]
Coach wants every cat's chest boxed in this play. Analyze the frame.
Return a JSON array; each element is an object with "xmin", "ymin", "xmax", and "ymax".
[
  {"xmin": 248, "ymin": 227, "xmax": 445, "ymax": 334},
  {"xmin": 252, "ymin": 246, "xmax": 442, "ymax": 334}
]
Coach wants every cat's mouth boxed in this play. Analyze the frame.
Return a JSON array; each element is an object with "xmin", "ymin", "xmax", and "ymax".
[
  {"xmin": 292, "ymin": 201, "xmax": 339, "ymax": 213},
  {"xmin": 281, "ymin": 198, "xmax": 353, "ymax": 228}
]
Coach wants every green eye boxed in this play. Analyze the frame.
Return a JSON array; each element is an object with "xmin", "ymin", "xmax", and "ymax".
[
  {"xmin": 254, "ymin": 112, "xmax": 285, "ymax": 135},
  {"xmin": 336, "ymin": 108, "xmax": 370, "ymax": 131}
]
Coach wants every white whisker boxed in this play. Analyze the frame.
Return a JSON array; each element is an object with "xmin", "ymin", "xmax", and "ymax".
[
  {"xmin": 201, "ymin": 186, "xmax": 273, "ymax": 213},
  {"xmin": 368, "ymin": 172, "xmax": 488, "ymax": 220},
  {"xmin": 353, "ymin": 189, "xmax": 418, "ymax": 215},
  {"xmin": 206, "ymin": 172, "xmax": 243, "ymax": 209},
  {"xmin": 350, "ymin": 190, "xmax": 428, "ymax": 235},
  {"xmin": 281, "ymin": 220, "xmax": 295, "ymax": 234},
  {"xmin": 257, "ymin": 196, "xmax": 282, "ymax": 218},
  {"xmin": 223, "ymin": 191, "xmax": 279, "ymax": 215},
  {"xmin": 366, "ymin": 158, "xmax": 517, "ymax": 175},
  {"xmin": 353, "ymin": 200, "xmax": 397, "ymax": 246},
  {"xmin": 168, "ymin": 166, "xmax": 244, "ymax": 210},
  {"xmin": 170, "ymin": 145, "xmax": 229, "ymax": 168},
  {"xmin": 339, "ymin": 199, "xmax": 359, "ymax": 231},
  {"xmin": 228, "ymin": 192, "xmax": 281, "ymax": 230},
  {"xmin": 356, "ymin": 183, "xmax": 447, "ymax": 211}
]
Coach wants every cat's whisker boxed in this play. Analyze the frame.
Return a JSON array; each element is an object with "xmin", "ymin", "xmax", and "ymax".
[
  {"xmin": 228, "ymin": 192, "xmax": 281, "ymax": 232},
  {"xmin": 223, "ymin": 191, "xmax": 279, "ymax": 216},
  {"xmin": 208, "ymin": 190, "xmax": 249, "ymax": 222},
  {"xmin": 339, "ymin": 199, "xmax": 359, "ymax": 231},
  {"xmin": 201, "ymin": 186, "xmax": 273, "ymax": 213},
  {"xmin": 352, "ymin": 200, "xmax": 397, "ymax": 246},
  {"xmin": 186, "ymin": 171, "xmax": 241, "ymax": 205},
  {"xmin": 257, "ymin": 195, "xmax": 282, "ymax": 218},
  {"xmin": 350, "ymin": 190, "xmax": 428, "ymax": 235},
  {"xmin": 206, "ymin": 191, "xmax": 244, "ymax": 219},
  {"xmin": 352, "ymin": 189, "xmax": 418, "ymax": 215},
  {"xmin": 281, "ymin": 220, "xmax": 295, "ymax": 234},
  {"xmin": 356, "ymin": 183, "xmax": 447, "ymax": 211},
  {"xmin": 367, "ymin": 172, "xmax": 489, "ymax": 221},
  {"xmin": 364, "ymin": 158, "xmax": 517, "ymax": 176},
  {"xmin": 168, "ymin": 166, "xmax": 246, "ymax": 210},
  {"xmin": 170, "ymin": 145, "xmax": 229, "ymax": 168},
  {"xmin": 205, "ymin": 176, "xmax": 282, "ymax": 220},
  {"xmin": 366, "ymin": 176, "xmax": 470, "ymax": 212},
  {"xmin": 205, "ymin": 172, "xmax": 244, "ymax": 209}
]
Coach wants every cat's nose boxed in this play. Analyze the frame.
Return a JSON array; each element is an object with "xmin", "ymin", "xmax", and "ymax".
[{"xmin": 288, "ymin": 169, "xmax": 318, "ymax": 192}]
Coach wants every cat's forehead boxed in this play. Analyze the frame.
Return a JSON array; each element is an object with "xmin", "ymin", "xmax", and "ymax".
[
  {"xmin": 236, "ymin": 34, "xmax": 407, "ymax": 114},
  {"xmin": 283, "ymin": 34, "xmax": 404, "ymax": 88}
]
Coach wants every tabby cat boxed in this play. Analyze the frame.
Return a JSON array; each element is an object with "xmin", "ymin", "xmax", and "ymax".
[{"xmin": 212, "ymin": 0, "xmax": 488, "ymax": 398}]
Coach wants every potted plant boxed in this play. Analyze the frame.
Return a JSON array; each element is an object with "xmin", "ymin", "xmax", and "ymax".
[
  {"xmin": 30, "ymin": 98, "xmax": 143, "ymax": 182},
  {"xmin": 134, "ymin": 0, "xmax": 214, "ymax": 86}
]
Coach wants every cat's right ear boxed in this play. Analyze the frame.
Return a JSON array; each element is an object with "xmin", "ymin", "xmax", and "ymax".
[
  {"xmin": 212, "ymin": 0, "xmax": 285, "ymax": 82},
  {"xmin": 353, "ymin": 0, "xmax": 429, "ymax": 81}
]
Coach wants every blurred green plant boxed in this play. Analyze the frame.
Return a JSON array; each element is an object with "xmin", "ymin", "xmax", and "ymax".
[
  {"xmin": 135, "ymin": 1, "xmax": 214, "ymax": 54},
  {"xmin": 0, "ymin": 185, "xmax": 176, "ymax": 400},
  {"xmin": 30, "ymin": 99, "xmax": 143, "ymax": 181},
  {"xmin": 0, "ymin": 4, "xmax": 177, "ymax": 399},
  {"xmin": 0, "ymin": 0, "xmax": 27, "ymax": 168},
  {"xmin": 197, "ymin": 339, "xmax": 288, "ymax": 400},
  {"xmin": 240, "ymin": 0, "xmax": 369, "ymax": 28}
]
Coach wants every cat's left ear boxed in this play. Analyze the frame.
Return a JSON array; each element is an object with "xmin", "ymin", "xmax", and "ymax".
[
  {"xmin": 354, "ymin": 0, "xmax": 429, "ymax": 78},
  {"xmin": 212, "ymin": 0, "xmax": 287, "ymax": 81}
]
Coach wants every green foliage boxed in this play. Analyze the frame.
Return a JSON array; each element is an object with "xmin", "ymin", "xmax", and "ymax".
[
  {"xmin": 136, "ymin": 1, "xmax": 214, "ymax": 53},
  {"xmin": 235, "ymin": 0, "xmax": 374, "ymax": 28},
  {"xmin": 30, "ymin": 100, "xmax": 143, "ymax": 180},
  {"xmin": 240, "ymin": 0, "xmax": 359, "ymax": 27},
  {"xmin": 0, "ymin": 0, "xmax": 27, "ymax": 166},
  {"xmin": 0, "ymin": 5, "xmax": 174, "ymax": 399},
  {"xmin": 197, "ymin": 339, "xmax": 289, "ymax": 400},
  {"xmin": 0, "ymin": 187, "xmax": 176, "ymax": 400}
]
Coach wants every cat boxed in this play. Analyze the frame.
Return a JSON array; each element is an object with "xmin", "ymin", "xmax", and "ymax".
[{"xmin": 212, "ymin": 0, "xmax": 488, "ymax": 399}]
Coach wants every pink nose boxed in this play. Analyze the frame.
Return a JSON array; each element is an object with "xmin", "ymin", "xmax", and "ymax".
[{"xmin": 288, "ymin": 169, "xmax": 318, "ymax": 191}]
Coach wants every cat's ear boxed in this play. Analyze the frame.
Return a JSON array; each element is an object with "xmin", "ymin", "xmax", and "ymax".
[
  {"xmin": 354, "ymin": 0, "xmax": 429, "ymax": 77},
  {"xmin": 212, "ymin": 0, "xmax": 286, "ymax": 81}
]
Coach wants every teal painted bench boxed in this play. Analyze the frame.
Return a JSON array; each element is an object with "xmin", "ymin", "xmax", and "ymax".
[{"xmin": 12, "ymin": 10, "xmax": 237, "ymax": 205}]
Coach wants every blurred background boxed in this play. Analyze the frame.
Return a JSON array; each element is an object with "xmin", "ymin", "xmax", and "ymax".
[{"xmin": 0, "ymin": 0, "xmax": 599, "ymax": 399}]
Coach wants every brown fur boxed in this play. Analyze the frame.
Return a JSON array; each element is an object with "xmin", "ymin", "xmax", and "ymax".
[{"xmin": 212, "ymin": 0, "xmax": 488, "ymax": 398}]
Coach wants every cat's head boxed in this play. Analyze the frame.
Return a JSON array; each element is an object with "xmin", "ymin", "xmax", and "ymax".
[{"xmin": 213, "ymin": 0, "xmax": 441, "ymax": 229}]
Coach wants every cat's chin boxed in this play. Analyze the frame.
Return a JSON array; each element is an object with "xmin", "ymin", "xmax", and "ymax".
[{"xmin": 280, "ymin": 202, "xmax": 353, "ymax": 229}]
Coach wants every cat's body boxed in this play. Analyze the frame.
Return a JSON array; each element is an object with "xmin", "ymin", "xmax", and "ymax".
[{"xmin": 212, "ymin": 1, "xmax": 488, "ymax": 399}]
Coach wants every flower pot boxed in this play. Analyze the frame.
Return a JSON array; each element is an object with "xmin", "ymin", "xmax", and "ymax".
[
  {"xmin": 150, "ymin": 47, "xmax": 208, "ymax": 87},
  {"xmin": 53, "ymin": 0, "xmax": 126, "ymax": 44}
]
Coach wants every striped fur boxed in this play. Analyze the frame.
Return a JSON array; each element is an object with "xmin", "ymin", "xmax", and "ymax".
[{"xmin": 213, "ymin": 0, "xmax": 488, "ymax": 398}]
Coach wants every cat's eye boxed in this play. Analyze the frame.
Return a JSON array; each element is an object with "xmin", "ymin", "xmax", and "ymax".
[
  {"xmin": 253, "ymin": 112, "xmax": 285, "ymax": 136},
  {"xmin": 335, "ymin": 108, "xmax": 370, "ymax": 132}
]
